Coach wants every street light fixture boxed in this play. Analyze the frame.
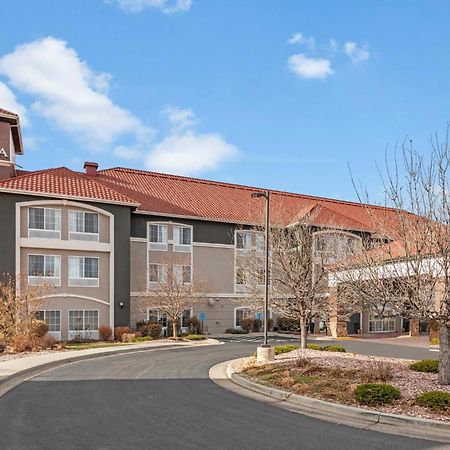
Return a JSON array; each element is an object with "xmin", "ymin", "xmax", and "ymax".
[{"xmin": 251, "ymin": 190, "xmax": 273, "ymax": 361}]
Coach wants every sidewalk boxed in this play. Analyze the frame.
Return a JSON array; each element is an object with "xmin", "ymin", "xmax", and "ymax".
[{"xmin": 0, "ymin": 338, "xmax": 220, "ymax": 384}]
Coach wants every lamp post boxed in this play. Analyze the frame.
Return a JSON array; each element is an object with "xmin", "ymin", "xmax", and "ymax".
[{"xmin": 251, "ymin": 190, "xmax": 274, "ymax": 361}]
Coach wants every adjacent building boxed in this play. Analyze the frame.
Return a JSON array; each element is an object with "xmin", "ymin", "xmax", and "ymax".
[{"xmin": 0, "ymin": 108, "xmax": 408, "ymax": 339}]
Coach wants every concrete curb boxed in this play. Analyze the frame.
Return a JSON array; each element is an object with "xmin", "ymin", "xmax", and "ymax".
[
  {"xmin": 0, "ymin": 339, "xmax": 220, "ymax": 398},
  {"xmin": 224, "ymin": 357, "xmax": 450, "ymax": 443}
]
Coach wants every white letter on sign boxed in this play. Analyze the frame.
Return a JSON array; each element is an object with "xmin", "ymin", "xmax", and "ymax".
[{"xmin": 0, "ymin": 148, "xmax": 8, "ymax": 158}]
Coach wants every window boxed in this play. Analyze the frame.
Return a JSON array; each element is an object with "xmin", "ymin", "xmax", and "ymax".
[
  {"xmin": 174, "ymin": 265, "xmax": 192, "ymax": 284},
  {"xmin": 149, "ymin": 264, "xmax": 168, "ymax": 284},
  {"xmin": 149, "ymin": 223, "xmax": 168, "ymax": 251},
  {"xmin": 36, "ymin": 310, "xmax": 61, "ymax": 333},
  {"xmin": 173, "ymin": 226, "xmax": 192, "ymax": 252},
  {"xmin": 235, "ymin": 307, "xmax": 251, "ymax": 328},
  {"xmin": 147, "ymin": 309, "xmax": 168, "ymax": 335},
  {"xmin": 69, "ymin": 256, "xmax": 99, "ymax": 287},
  {"xmin": 69, "ymin": 310, "xmax": 99, "ymax": 336},
  {"xmin": 255, "ymin": 234, "xmax": 265, "ymax": 252},
  {"xmin": 69, "ymin": 211, "xmax": 99, "ymax": 241},
  {"xmin": 28, "ymin": 254, "xmax": 61, "ymax": 285},
  {"xmin": 28, "ymin": 207, "xmax": 61, "ymax": 238},
  {"xmin": 314, "ymin": 232, "xmax": 360, "ymax": 264},
  {"xmin": 236, "ymin": 231, "xmax": 252, "ymax": 250},
  {"xmin": 257, "ymin": 269, "xmax": 266, "ymax": 285},
  {"xmin": 181, "ymin": 309, "xmax": 192, "ymax": 328},
  {"xmin": 236, "ymin": 267, "xmax": 246, "ymax": 285},
  {"xmin": 369, "ymin": 314, "xmax": 396, "ymax": 332}
]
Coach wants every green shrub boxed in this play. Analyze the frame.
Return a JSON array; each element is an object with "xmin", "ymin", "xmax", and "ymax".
[
  {"xmin": 225, "ymin": 328, "xmax": 247, "ymax": 334},
  {"xmin": 274, "ymin": 344, "xmax": 300, "ymax": 355},
  {"xmin": 277, "ymin": 317, "xmax": 299, "ymax": 332},
  {"xmin": 430, "ymin": 337, "xmax": 439, "ymax": 346},
  {"xmin": 416, "ymin": 391, "xmax": 450, "ymax": 411},
  {"xmin": 252, "ymin": 319, "xmax": 262, "ymax": 332},
  {"xmin": 187, "ymin": 316, "xmax": 202, "ymax": 334},
  {"xmin": 354, "ymin": 383, "xmax": 401, "ymax": 405},
  {"xmin": 323, "ymin": 345, "xmax": 346, "ymax": 353},
  {"xmin": 186, "ymin": 334, "xmax": 206, "ymax": 341},
  {"xmin": 409, "ymin": 359, "xmax": 439, "ymax": 373},
  {"xmin": 306, "ymin": 343, "xmax": 323, "ymax": 351}
]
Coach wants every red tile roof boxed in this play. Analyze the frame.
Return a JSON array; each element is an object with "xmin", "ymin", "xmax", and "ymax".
[
  {"xmin": 0, "ymin": 167, "xmax": 138, "ymax": 205},
  {"xmin": 0, "ymin": 164, "xmax": 404, "ymax": 234}
]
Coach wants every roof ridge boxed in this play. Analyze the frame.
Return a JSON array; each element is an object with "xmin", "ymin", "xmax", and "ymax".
[{"xmin": 100, "ymin": 166, "xmax": 397, "ymax": 213}]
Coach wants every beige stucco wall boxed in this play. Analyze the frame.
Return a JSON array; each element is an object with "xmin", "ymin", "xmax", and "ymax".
[
  {"xmin": 20, "ymin": 247, "xmax": 110, "ymax": 301},
  {"xmin": 40, "ymin": 296, "xmax": 110, "ymax": 340},
  {"xmin": 20, "ymin": 203, "xmax": 110, "ymax": 242},
  {"xmin": 130, "ymin": 295, "xmax": 243, "ymax": 334}
]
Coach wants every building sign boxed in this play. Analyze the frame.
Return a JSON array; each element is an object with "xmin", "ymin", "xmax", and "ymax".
[{"xmin": 0, "ymin": 148, "xmax": 8, "ymax": 159}]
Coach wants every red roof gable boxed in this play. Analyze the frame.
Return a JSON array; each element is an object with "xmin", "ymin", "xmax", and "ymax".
[
  {"xmin": 0, "ymin": 108, "xmax": 19, "ymax": 117},
  {"xmin": 0, "ymin": 167, "xmax": 138, "ymax": 206}
]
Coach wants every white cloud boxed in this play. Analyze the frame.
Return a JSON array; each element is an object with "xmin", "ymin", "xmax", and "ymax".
[
  {"xmin": 145, "ymin": 130, "xmax": 239, "ymax": 176},
  {"xmin": 0, "ymin": 81, "xmax": 28, "ymax": 125},
  {"xmin": 328, "ymin": 38, "xmax": 339, "ymax": 53},
  {"xmin": 110, "ymin": 0, "xmax": 192, "ymax": 14},
  {"xmin": 287, "ymin": 32, "xmax": 315, "ymax": 50},
  {"xmin": 163, "ymin": 105, "xmax": 196, "ymax": 132},
  {"xmin": 288, "ymin": 54, "xmax": 333, "ymax": 79},
  {"xmin": 344, "ymin": 41, "xmax": 370, "ymax": 63},
  {"xmin": 0, "ymin": 37, "xmax": 155, "ymax": 149}
]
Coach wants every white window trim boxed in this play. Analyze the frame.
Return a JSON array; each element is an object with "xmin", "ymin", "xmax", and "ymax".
[
  {"xmin": 28, "ymin": 207, "xmax": 61, "ymax": 239},
  {"xmin": 173, "ymin": 264, "xmax": 192, "ymax": 284},
  {"xmin": 148, "ymin": 263, "xmax": 168, "ymax": 286},
  {"xmin": 148, "ymin": 222, "xmax": 168, "ymax": 251},
  {"xmin": 68, "ymin": 210, "xmax": 100, "ymax": 242},
  {"xmin": 37, "ymin": 309, "xmax": 61, "ymax": 340},
  {"xmin": 235, "ymin": 230, "xmax": 253, "ymax": 252},
  {"xmin": 368, "ymin": 314, "xmax": 396, "ymax": 333},
  {"xmin": 233, "ymin": 307, "xmax": 251, "ymax": 329},
  {"xmin": 28, "ymin": 254, "xmax": 61, "ymax": 286},
  {"xmin": 68, "ymin": 309, "xmax": 99, "ymax": 340},
  {"xmin": 173, "ymin": 225, "xmax": 193, "ymax": 253},
  {"xmin": 68, "ymin": 256, "xmax": 100, "ymax": 287}
]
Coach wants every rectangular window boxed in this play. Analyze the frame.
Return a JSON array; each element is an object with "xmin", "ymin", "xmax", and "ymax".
[
  {"xmin": 149, "ymin": 223, "xmax": 168, "ymax": 251},
  {"xmin": 235, "ymin": 308, "xmax": 251, "ymax": 328},
  {"xmin": 255, "ymin": 234, "xmax": 265, "ymax": 252},
  {"xmin": 149, "ymin": 264, "xmax": 168, "ymax": 284},
  {"xmin": 173, "ymin": 226, "xmax": 192, "ymax": 252},
  {"xmin": 28, "ymin": 207, "xmax": 61, "ymax": 238},
  {"xmin": 69, "ymin": 256, "xmax": 99, "ymax": 287},
  {"xmin": 369, "ymin": 314, "xmax": 396, "ymax": 333},
  {"xmin": 173, "ymin": 265, "xmax": 192, "ymax": 284},
  {"xmin": 69, "ymin": 310, "xmax": 99, "ymax": 335},
  {"xmin": 28, "ymin": 254, "xmax": 61, "ymax": 285},
  {"xmin": 36, "ymin": 310, "xmax": 61, "ymax": 333},
  {"xmin": 69, "ymin": 211, "xmax": 99, "ymax": 241},
  {"xmin": 236, "ymin": 232, "xmax": 252, "ymax": 250},
  {"xmin": 147, "ymin": 309, "xmax": 168, "ymax": 330}
]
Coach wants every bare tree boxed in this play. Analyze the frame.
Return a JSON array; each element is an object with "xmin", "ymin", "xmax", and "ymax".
[
  {"xmin": 333, "ymin": 128, "xmax": 450, "ymax": 384},
  {"xmin": 239, "ymin": 214, "xmax": 360, "ymax": 348},
  {"xmin": 0, "ymin": 274, "xmax": 46, "ymax": 350},
  {"xmin": 136, "ymin": 254, "xmax": 206, "ymax": 338}
]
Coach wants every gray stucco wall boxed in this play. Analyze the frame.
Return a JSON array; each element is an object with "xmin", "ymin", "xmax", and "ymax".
[
  {"xmin": 131, "ymin": 214, "xmax": 238, "ymax": 245},
  {"xmin": 0, "ymin": 192, "xmax": 132, "ymax": 327}
]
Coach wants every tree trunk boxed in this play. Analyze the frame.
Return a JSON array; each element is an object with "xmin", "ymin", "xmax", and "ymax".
[
  {"xmin": 439, "ymin": 322, "xmax": 450, "ymax": 385},
  {"xmin": 172, "ymin": 321, "xmax": 178, "ymax": 339},
  {"xmin": 300, "ymin": 316, "xmax": 307, "ymax": 349}
]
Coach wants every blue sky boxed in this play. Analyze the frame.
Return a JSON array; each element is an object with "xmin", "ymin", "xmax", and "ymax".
[{"xmin": 0, "ymin": 0, "xmax": 449, "ymax": 202}]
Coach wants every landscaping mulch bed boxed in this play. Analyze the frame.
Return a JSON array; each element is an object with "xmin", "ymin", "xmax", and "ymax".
[{"xmin": 240, "ymin": 348, "xmax": 450, "ymax": 422}]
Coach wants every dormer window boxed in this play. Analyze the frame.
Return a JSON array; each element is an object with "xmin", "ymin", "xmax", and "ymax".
[
  {"xmin": 28, "ymin": 207, "xmax": 61, "ymax": 239},
  {"xmin": 69, "ymin": 211, "xmax": 99, "ymax": 241}
]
